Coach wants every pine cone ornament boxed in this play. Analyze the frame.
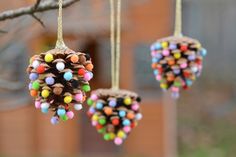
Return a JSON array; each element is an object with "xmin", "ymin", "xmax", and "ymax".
[
  {"xmin": 86, "ymin": 89, "xmax": 142, "ymax": 145},
  {"xmin": 150, "ymin": 36, "xmax": 207, "ymax": 98},
  {"xmin": 27, "ymin": 48, "xmax": 94, "ymax": 124}
]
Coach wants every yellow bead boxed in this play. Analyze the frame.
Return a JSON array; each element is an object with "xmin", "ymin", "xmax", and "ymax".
[
  {"xmin": 44, "ymin": 53, "xmax": 54, "ymax": 63},
  {"xmin": 174, "ymin": 53, "xmax": 181, "ymax": 59},
  {"xmin": 161, "ymin": 42, "xmax": 168, "ymax": 48},
  {"xmin": 160, "ymin": 83, "xmax": 167, "ymax": 89},
  {"xmin": 42, "ymin": 90, "xmax": 50, "ymax": 98},
  {"xmin": 92, "ymin": 114, "xmax": 99, "ymax": 121},
  {"xmin": 117, "ymin": 130, "xmax": 126, "ymax": 138},
  {"xmin": 124, "ymin": 97, "xmax": 132, "ymax": 105},
  {"xmin": 64, "ymin": 96, "xmax": 72, "ymax": 104},
  {"xmin": 196, "ymin": 43, "xmax": 202, "ymax": 49},
  {"xmin": 109, "ymin": 133, "xmax": 116, "ymax": 140}
]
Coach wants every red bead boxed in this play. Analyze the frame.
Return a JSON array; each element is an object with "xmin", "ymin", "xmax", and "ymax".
[
  {"xmin": 196, "ymin": 59, "xmax": 202, "ymax": 65},
  {"xmin": 78, "ymin": 68, "xmax": 85, "ymax": 76},
  {"xmin": 112, "ymin": 118, "xmax": 119, "ymax": 126},
  {"xmin": 96, "ymin": 124, "xmax": 103, "ymax": 130},
  {"xmin": 180, "ymin": 45, "xmax": 188, "ymax": 51},
  {"xmin": 183, "ymin": 71, "xmax": 191, "ymax": 78},
  {"xmin": 131, "ymin": 122, "xmax": 136, "ymax": 128},
  {"xmin": 37, "ymin": 65, "xmax": 45, "ymax": 74}
]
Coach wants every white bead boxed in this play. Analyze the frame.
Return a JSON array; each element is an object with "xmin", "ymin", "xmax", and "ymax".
[
  {"xmin": 41, "ymin": 102, "xmax": 50, "ymax": 109},
  {"xmin": 32, "ymin": 60, "xmax": 40, "ymax": 69},
  {"xmin": 56, "ymin": 62, "xmax": 65, "ymax": 71},
  {"xmin": 74, "ymin": 104, "xmax": 83, "ymax": 111}
]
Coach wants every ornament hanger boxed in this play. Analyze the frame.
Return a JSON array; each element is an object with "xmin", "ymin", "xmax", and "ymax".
[
  {"xmin": 174, "ymin": 0, "xmax": 183, "ymax": 37},
  {"xmin": 110, "ymin": 0, "xmax": 121, "ymax": 90},
  {"xmin": 56, "ymin": 0, "xmax": 67, "ymax": 49}
]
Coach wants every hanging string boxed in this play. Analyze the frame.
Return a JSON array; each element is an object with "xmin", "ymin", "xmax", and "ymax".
[
  {"xmin": 115, "ymin": 0, "xmax": 121, "ymax": 89},
  {"xmin": 110, "ymin": 0, "xmax": 121, "ymax": 90},
  {"xmin": 55, "ymin": 0, "xmax": 67, "ymax": 49},
  {"xmin": 174, "ymin": 0, "xmax": 183, "ymax": 37},
  {"xmin": 110, "ymin": 0, "xmax": 116, "ymax": 89}
]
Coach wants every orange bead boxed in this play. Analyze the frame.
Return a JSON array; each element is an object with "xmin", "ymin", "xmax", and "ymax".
[
  {"xmin": 86, "ymin": 63, "xmax": 94, "ymax": 71},
  {"xmin": 70, "ymin": 55, "xmax": 79, "ymax": 63},
  {"xmin": 151, "ymin": 63, "xmax": 157, "ymax": 69},
  {"xmin": 30, "ymin": 90, "xmax": 38, "ymax": 97},
  {"xmin": 104, "ymin": 107, "xmax": 113, "ymax": 115},
  {"xmin": 168, "ymin": 60, "xmax": 175, "ymax": 66},
  {"xmin": 127, "ymin": 112, "xmax": 135, "ymax": 119},
  {"xmin": 82, "ymin": 95, "xmax": 86, "ymax": 102}
]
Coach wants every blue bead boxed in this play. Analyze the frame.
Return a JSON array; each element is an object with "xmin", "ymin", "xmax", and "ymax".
[
  {"xmin": 153, "ymin": 70, "xmax": 159, "ymax": 75},
  {"xmin": 123, "ymin": 119, "xmax": 131, "ymax": 126},
  {"xmin": 154, "ymin": 42, "xmax": 162, "ymax": 50},
  {"xmin": 152, "ymin": 57, "xmax": 158, "ymax": 63},
  {"xmin": 186, "ymin": 80, "xmax": 193, "ymax": 86},
  {"xmin": 41, "ymin": 108, "xmax": 48, "ymax": 114},
  {"xmin": 64, "ymin": 72, "xmax": 73, "ymax": 81},
  {"xmin": 28, "ymin": 83, "xmax": 32, "ymax": 90},
  {"xmin": 200, "ymin": 48, "xmax": 207, "ymax": 57},
  {"xmin": 119, "ymin": 110, "xmax": 126, "ymax": 117},
  {"xmin": 96, "ymin": 102, "xmax": 103, "ymax": 109},
  {"xmin": 57, "ymin": 108, "xmax": 66, "ymax": 116}
]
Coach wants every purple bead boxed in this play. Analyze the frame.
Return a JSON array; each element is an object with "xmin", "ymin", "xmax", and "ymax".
[
  {"xmin": 188, "ymin": 55, "xmax": 196, "ymax": 61},
  {"xmin": 171, "ymin": 92, "xmax": 179, "ymax": 99},
  {"xmin": 89, "ymin": 107, "xmax": 96, "ymax": 114},
  {"xmin": 169, "ymin": 43, "xmax": 177, "ymax": 50},
  {"xmin": 29, "ymin": 73, "xmax": 38, "ymax": 81},
  {"xmin": 28, "ymin": 83, "xmax": 32, "ymax": 90},
  {"xmin": 109, "ymin": 100, "xmax": 117, "ymax": 107},
  {"xmin": 51, "ymin": 116, "xmax": 59, "ymax": 125},
  {"xmin": 45, "ymin": 77, "xmax": 55, "ymax": 85}
]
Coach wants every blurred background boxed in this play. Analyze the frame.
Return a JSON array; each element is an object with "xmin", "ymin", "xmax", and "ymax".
[{"xmin": 0, "ymin": 0, "xmax": 236, "ymax": 157}]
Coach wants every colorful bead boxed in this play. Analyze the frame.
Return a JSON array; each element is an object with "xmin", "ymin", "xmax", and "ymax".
[
  {"xmin": 57, "ymin": 108, "xmax": 66, "ymax": 116},
  {"xmin": 51, "ymin": 116, "xmax": 59, "ymax": 125},
  {"xmin": 64, "ymin": 96, "xmax": 72, "ymax": 103},
  {"xmin": 56, "ymin": 62, "xmax": 65, "ymax": 71},
  {"xmin": 114, "ymin": 137, "xmax": 123, "ymax": 145},
  {"xmin": 124, "ymin": 97, "xmax": 132, "ymax": 105},
  {"xmin": 36, "ymin": 65, "xmax": 45, "ymax": 74},
  {"xmin": 64, "ymin": 72, "xmax": 73, "ymax": 81},
  {"xmin": 29, "ymin": 73, "xmax": 38, "ymax": 81},
  {"xmin": 82, "ymin": 85, "xmax": 91, "ymax": 92},
  {"xmin": 32, "ymin": 81, "xmax": 40, "ymax": 90},
  {"xmin": 96, "ymin": 102, "xmax": 103, "ymax": 109},
  {"xmin": 45, "ymin": 77, "xmax": 55, "ymax": 85},
  {"xmin": 66, "ymin": 111, "xmax": 74, "ymax": 119},
  {"xmin": 32, "ymin": 60, "xmax": 40, "ymax": 69},
  {"xmin": 41, "ymin": 89, "xmax": 50, "ymax": 98},
  {"xmin": 44, "ymin": 53, "xmax": 54, "ymax": 62},
  {"xmin": 74, "ymin": 104, "xmax": 83, "ymax": 111}
]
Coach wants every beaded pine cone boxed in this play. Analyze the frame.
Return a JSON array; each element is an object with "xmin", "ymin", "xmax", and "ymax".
[
  {"xmin": 86, "ymin": 89, "xmax": 142, "ymax": 145},
  {"xmin": 27, "ymin": 48, "xmax": 94, "ymax": 124},
  {"xmin": 150, "ymin": 36, "xmax": 207, "ymax": 98}
]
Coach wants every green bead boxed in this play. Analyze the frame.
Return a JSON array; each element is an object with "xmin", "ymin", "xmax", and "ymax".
[
  {"xmin": 87, "ymin": 98, "xmax": 93, "ymax": 106},
  {"xmin": 104, "ymin": 134, "xmax": 111, "ymax": 141},
  {"xmin": 82, "ymin": 85, "xmax": 91, "ymax": 92},
  {"xmin": 98, "ymin": 127, "xmax": 106, "ymax": 134},
  {"xmin": 174, "ymin": 81, "xmax": 181, "ymax": 87},
  {"xmin": 98, "ymin": 118, "xmax": 106, "ymax": 125},
  {"xmin": 32, "ymin": 81, "xmax": 40, "ymax": 90},
  {"xmin": 61, "ymin": 115, "xmax": 68, "ymax": 121}
]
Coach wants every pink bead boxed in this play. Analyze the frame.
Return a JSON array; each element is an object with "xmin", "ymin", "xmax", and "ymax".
[
  {"xmin": 151, "ymin": 51, "xmax": 156, "ymax": 57},
  {"xmin": 156, "ymin": 75, "xmax": 162, "ymax": 81},
  {"xmin": 66, "ymin": 111, "xmax": 74, "ymax": 119},
  {"xmin": 91, "ymin": 94, "xmax": 98, "ymax": 101},
  {"xmin": 171, "ymin": 87, "xmax": 179, "ymax": 92},
  {"xmin": 114, "ymin": 137, "xmax": 123, "ymax": 145},
  {"xmin": 84, "ymin": 73, "xmax": 91, "ymax": 81},
  {"xmin": 131, "ymin": 103, "xmax": 139, "ymax": 111},
  {"xmin": 35, "ymin": 101, "xmax": 41, "ymax": 109},
  {"xmin": 75, "ymin": 93, "xmax": 83, "ymax": 102},
  {"xmin": 180, "ymin": 63, "xmax": 187, "ymax": 69},
  {"xmin": 92, "ymin": 121, "xmax": 98, "ymax": 126},
  {"xmin": 123, "ymin": 126, "xmax": 131, "ymax": 133},
  {"xmin": 162, "ymin": 50, "xmax": 170, "ymax": 56}
]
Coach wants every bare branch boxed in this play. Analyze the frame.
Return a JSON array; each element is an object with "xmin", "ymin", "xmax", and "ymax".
[
  {"xmin": 0, "ymin": 0, "xmax": 80, "ymax": 21},
  {"xmin": 31, "ymin": 14, "xmax": 45, "ymax": 27}
]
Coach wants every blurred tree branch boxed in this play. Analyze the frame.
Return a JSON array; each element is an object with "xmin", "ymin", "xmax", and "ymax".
[{"xmin": 0, "ymin": 0, "xmax": 80, "ymax": 23}]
